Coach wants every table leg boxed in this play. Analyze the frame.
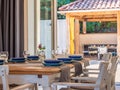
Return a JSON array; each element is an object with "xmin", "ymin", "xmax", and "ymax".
[
  {"xmin": 41, "ymin": 75, "xmax": 51, "ymax": 90},
  {"xmin": 41, "ymin": 73, "xmax": 60, "ymax": 90},
  {"xmin": 34, "ymin": 83, "xmax": 39, "ymax": 90}
]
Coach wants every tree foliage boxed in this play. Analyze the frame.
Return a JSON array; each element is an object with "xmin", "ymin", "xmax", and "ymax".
[
  {"xmin": 57, "ymin": 0, "xmax": 75, "ymax": 19},
  {"xmin": 40, "ymin": 0, "xmax": 75, "ymax": 19},
  {"xmin": 86, "ymin": 22, "xmax": 117, "ymax": 33}
]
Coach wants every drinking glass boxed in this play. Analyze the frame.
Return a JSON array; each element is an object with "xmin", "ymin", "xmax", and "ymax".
[
  {"xmin": 52, "ymin": 50, "xmax": 58, "ymax": 59},
  {"xmin": 62, "ymin": 49, "xmax": 66, "ymax": 55},
  {"xmin": 38, "ymin": 50, "xmax": 45, "ymax": 62},
  {"xmin": 0, "ymin": 51, "xmax": 9, "ymax": 63},
  {"xmin": 23, "ymin": 51, "xmax": 30, "ymax": 59}
]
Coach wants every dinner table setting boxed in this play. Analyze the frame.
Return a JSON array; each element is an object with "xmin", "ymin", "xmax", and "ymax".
[{"xmin": 0, "ymin": 50, "xmax": 89, "ymax": 90}]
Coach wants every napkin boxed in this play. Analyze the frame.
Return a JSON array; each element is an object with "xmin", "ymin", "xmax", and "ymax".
[
  {"xmin": 73, "ymin": 62, "xmax": 83, "ymax": 76},
  {"xmin": 59, "ymin": 66, "xmax": 70, "ymax": 82}
]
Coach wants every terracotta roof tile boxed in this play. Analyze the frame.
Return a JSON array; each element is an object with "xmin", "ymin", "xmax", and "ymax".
[{"xmin": 59, "ymin": 0, "xmax": 120, "ymax": 11}]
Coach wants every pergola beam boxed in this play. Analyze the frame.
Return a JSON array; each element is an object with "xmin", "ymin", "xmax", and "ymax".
[
  {"xmin": 82, "ymin": 14, "xmax": 117, "ymax": 18},
  {"xmin": 117, "ymin": 11, "xmax": 120, "ymax": 56},
  {"xmin": 74, "ymin": 19, "xmax": 80, "ymax": 54},
  {"xmin": 59, "ymin": 9, "xmax": 120, "ymax": 15},
  {"xmin": 64, "ymin": 9, "xmax": 119, "ymax": 54},
  {"xmin": 83, "ymin": 21, "xmax": 86, "ymax": 33},
  {"xmin": 74, "ymin": 18, "xmax": 117, "ymax": 22},
  {"xmin": 74, "ymin": 15, "xmax": 117, "ymax": 19},
  {"xmin": 85, "ymin": 18, "xmax": 117, "ymax": 22},
  {"xmin": 67, "ymin": 13, "xmax": 117, "ymax": 22}
]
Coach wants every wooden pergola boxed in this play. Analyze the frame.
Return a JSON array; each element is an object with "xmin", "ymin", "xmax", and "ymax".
[{"xmin": 58, "ymin": 0, "xmax": 120, "ymax": 55}]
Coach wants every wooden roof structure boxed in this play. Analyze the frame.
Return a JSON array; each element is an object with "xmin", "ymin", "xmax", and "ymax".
[
  {"xmin": 59, "ymin": 0, "xmax": 120, "ymax": 11},
  {"xmin": 58, "ymin": 0, "xmax": 120, "ymax": 55},
  {"xmin": 58, "ymin": 0, "xmax": 120, "ymax": 22}
]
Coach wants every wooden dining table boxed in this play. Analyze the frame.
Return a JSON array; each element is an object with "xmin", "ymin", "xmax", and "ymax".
[{"xmin": 8, "ymin": 62, "xmax": 74, "ymax": 90}]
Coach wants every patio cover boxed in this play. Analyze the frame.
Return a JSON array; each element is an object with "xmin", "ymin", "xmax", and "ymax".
[{"xmin": 58, "ymin": 0, "xmax": 120, "ymax": 55}]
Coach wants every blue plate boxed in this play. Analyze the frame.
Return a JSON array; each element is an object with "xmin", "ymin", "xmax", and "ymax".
[
  {"xmin": 10, "ymin": 57, "xmax": 25, "ymax": 61},
  {"xmin": 69, "ymin": 55, "xmax": 82, "ymax": 58},
  {"xmin": 72, "ymin": 58, "xmax": 83, "ymax": 61},
  {"xmin": 0, "ymin": 62, "xmax": 4, "ymax": 65},
  {"xmin": 27, "ymin": 56, "xmax": 39, "ymax": 60},
  {"xmin": 0, "ymin": 60, "xmax": 4, "ymax": 62},
  {"xmin": 44, "ymin": 60, "xmax": 62, "ymax": 63},
  {"xmin": 57, "ymin": 58, "xmax": 72, "ymax": 63},
  {"xmin": 27, "ymin": 56, "xmax": 39, "ymax": 58},
  {"xmin": 8, "ymin": 60, "xmax": 25, "ymax": 63},
  {"xmin": 43, "ymin": 62, "xmax": 63, "ymax": 66},
  {"xmin": 9, "ymin": 57, "xmax": 25, "ymax": 63},
  {"xmin": 63, "ymin": 61, "xmax": 73, "ymax": 63}
]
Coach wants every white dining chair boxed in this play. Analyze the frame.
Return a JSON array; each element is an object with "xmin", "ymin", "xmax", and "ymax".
[
  {"xmin": 52, "ymin": 62, "xmax": 109, "ymax": 90},
  {"xmin": 97, "ymin": 47, "xmax": 107, "ymax": 59},
  {"xmin": 72, "ymin": 56, "xmax": 119, "ymax": 90},
  {"xmin": 84, "ymin": 53, "xmax": 112, "ymax": 72},
  {"xmin": 0, "ymin": 65, "xmax": 35, "ymax": 90}
]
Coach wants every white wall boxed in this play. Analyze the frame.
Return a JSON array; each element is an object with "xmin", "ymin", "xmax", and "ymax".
[
  {"xmin": 40, "ymin": 20, "xmax": 52, "ymax": 58},
  {"xmin": 79, "ymin": 33, "xmax": 117, "ymax": 52},
  {"xmin": 28, "ymin": 0, "xmax": 35, "ymax": 55},
  {"xmin": 40, "ymin": 19, "xmax": 68, "ymax": 56},
  {"xmin": 57, "ymin": 20, "xmax": 68, "ymax": 53},
  {"xmin": 80, "ymin": 33, "xmax": 117, "ymax": 44}
]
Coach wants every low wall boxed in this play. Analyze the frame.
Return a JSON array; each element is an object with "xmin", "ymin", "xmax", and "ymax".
[{"xmin": 79, "ymin": 33, "xmax": 117, "ymax": 53}]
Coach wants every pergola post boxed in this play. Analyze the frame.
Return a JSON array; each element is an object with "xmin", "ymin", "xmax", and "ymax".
[
  {"xmin": 83, "ymin": 21, "xmax": 86, "ymax": 34},
  {"xmin": 117, "ymin": 12, "xmax": 120, "ymax": 56},
  {"xmin": 66, "ymin": 15, "xmax": 70, "ymax": 54},
  {"xmin": 74, "ymin": 19, "xmax": 80, "ymax": 54},
  {"xmin": 69, "ymin": 17, "xmax": 75, "ymax": 54}
]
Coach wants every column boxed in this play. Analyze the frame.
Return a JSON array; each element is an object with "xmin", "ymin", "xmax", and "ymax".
[
  {"xmin": 74, "ymin": 19, "xmax": 80, "ymax": 54},
  {"xmin": 117, "ymin": 12, "xmax": 120, "ymax": 56},
  {"xmin": 83, "ymin": 21, "xmax": 86, "ymax": 34}
]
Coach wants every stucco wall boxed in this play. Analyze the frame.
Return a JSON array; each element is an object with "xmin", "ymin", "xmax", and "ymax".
[{"xmin": 79, "ymin": 33, "xmax": 117, "ymax": 53}]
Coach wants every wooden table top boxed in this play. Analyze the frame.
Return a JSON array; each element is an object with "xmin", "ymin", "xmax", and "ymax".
[
  {"xmin": 8, "ymin": 63, "xmax": 74, "ymax": 75},
  {"xmin": 8, "ymin": 58, "xmax": 90, "ymax": 75}
]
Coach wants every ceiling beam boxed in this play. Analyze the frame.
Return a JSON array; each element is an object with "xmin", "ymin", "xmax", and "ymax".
[
  {"xmin": 74, "ymin": 17, "xmax": 117, "ymax": 22},
  {"xmin": 66, "ymin": 11, "xmax": 118, "ymax": 18}
]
